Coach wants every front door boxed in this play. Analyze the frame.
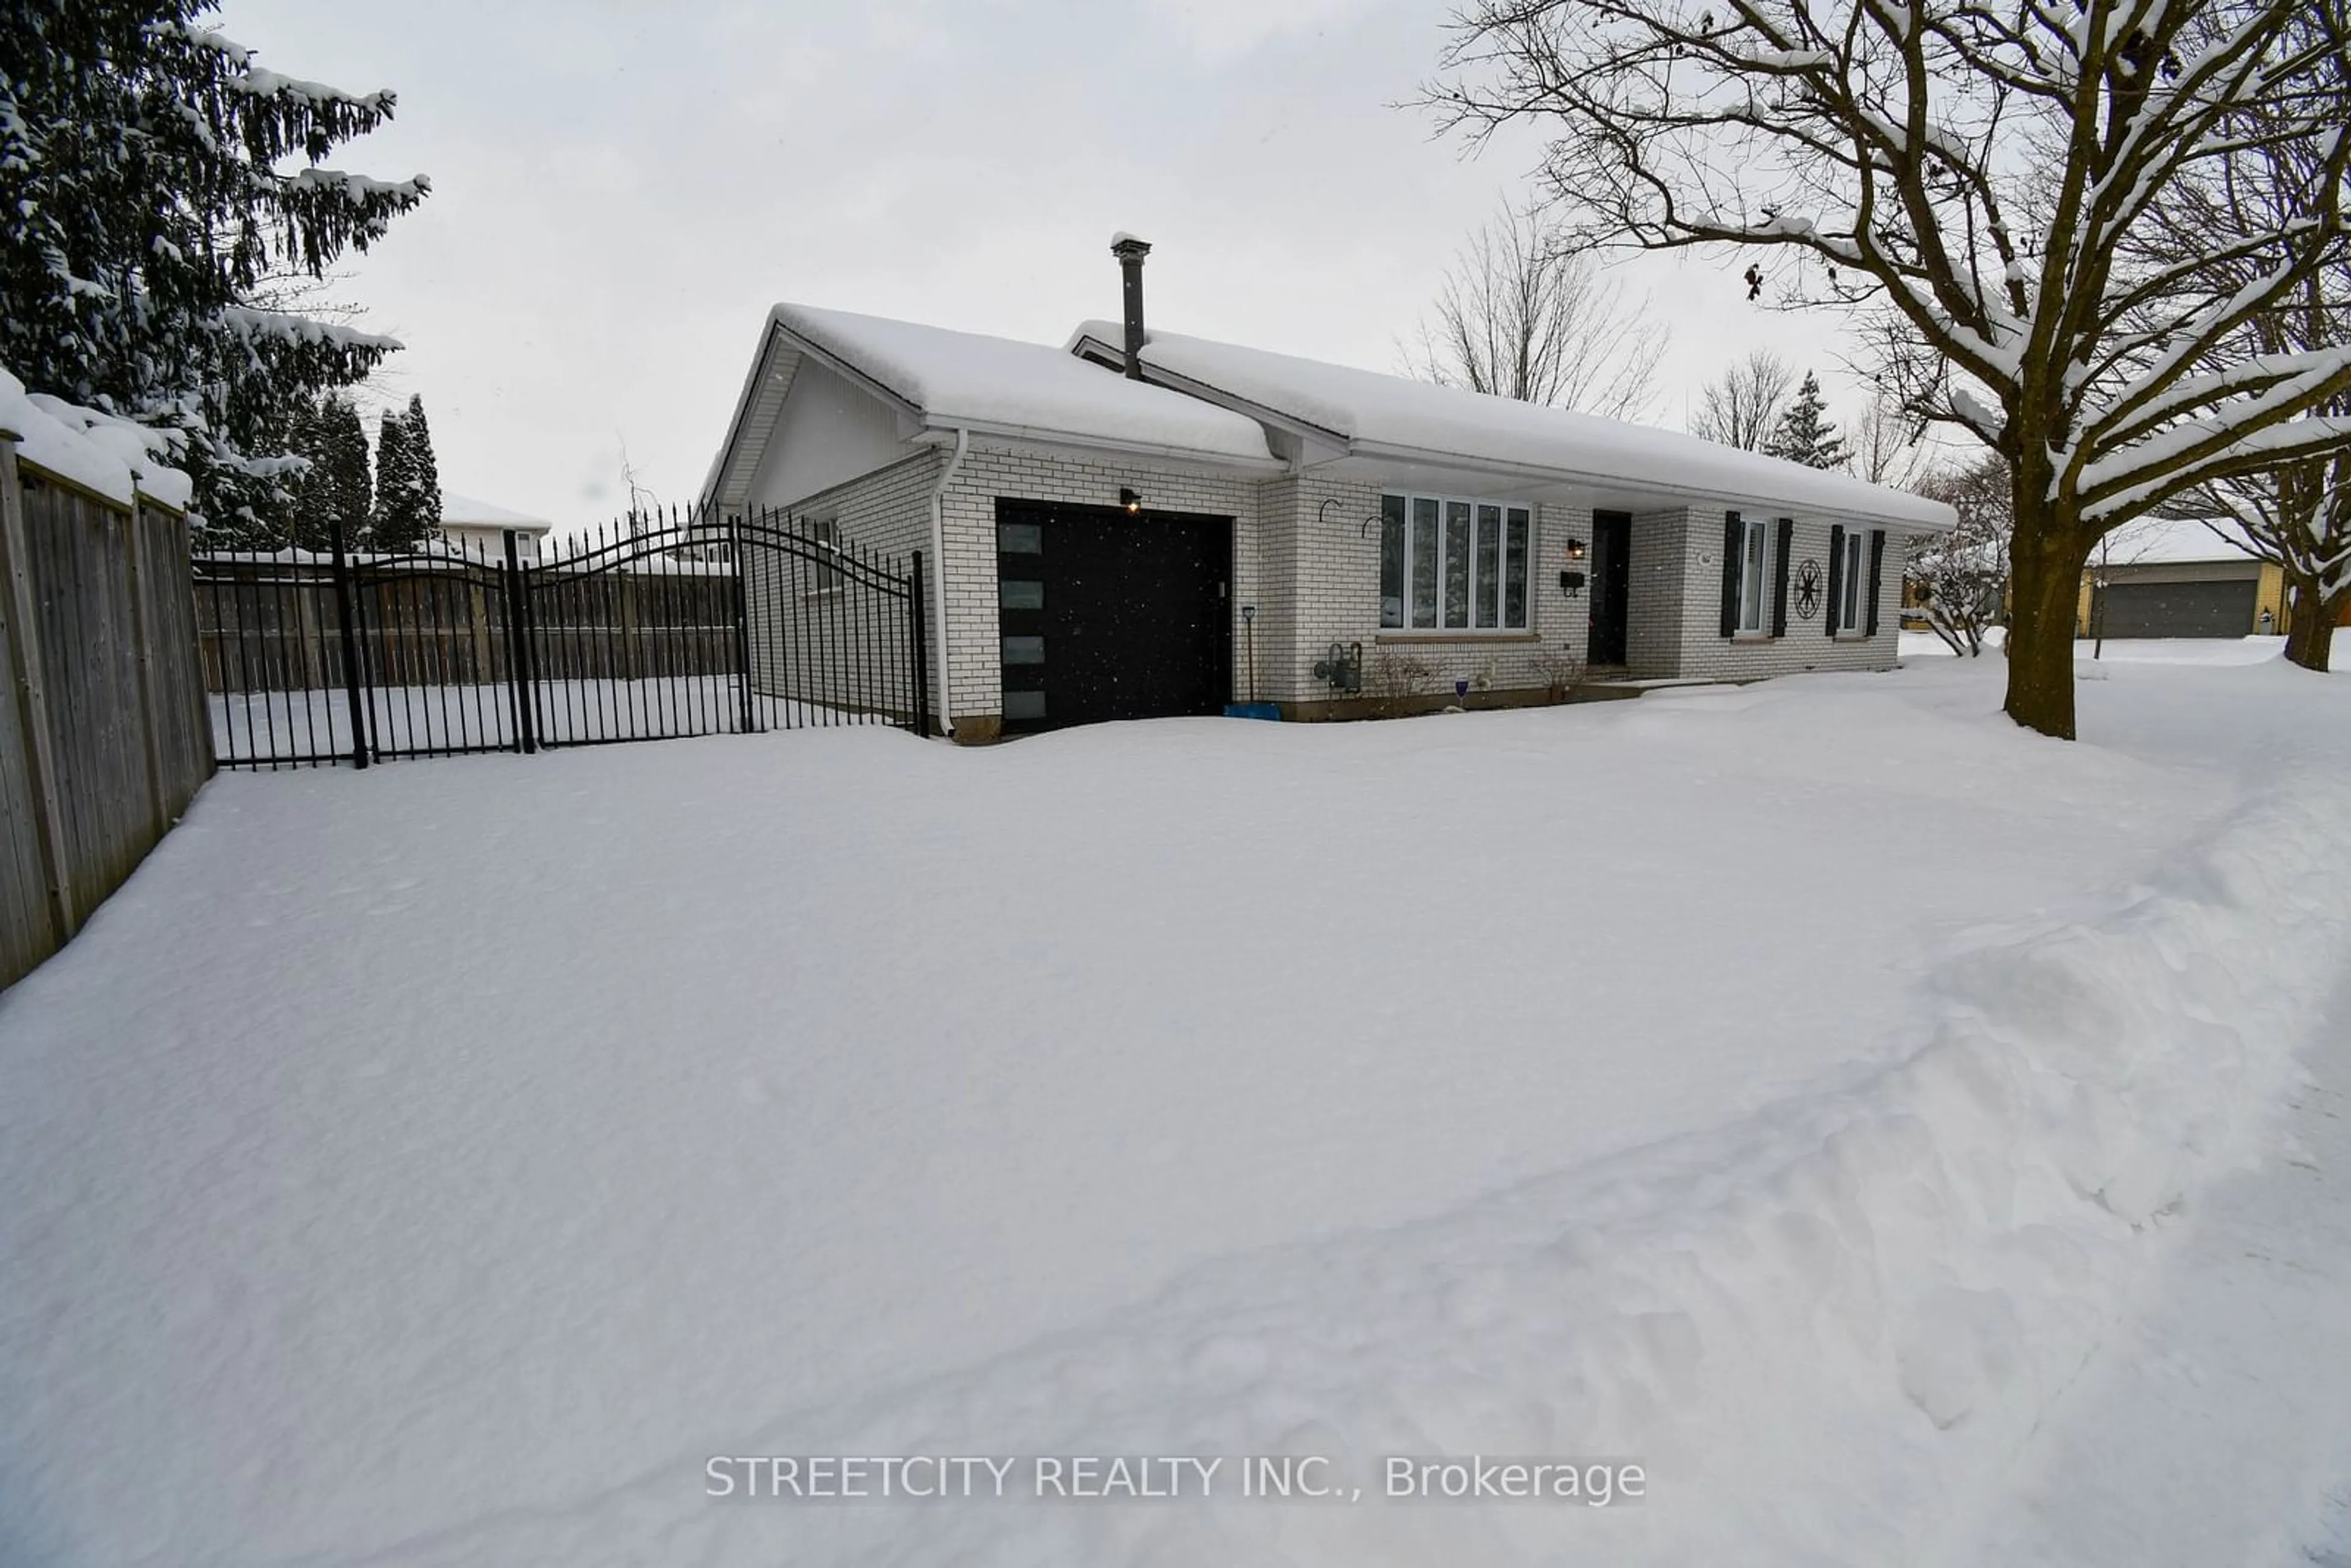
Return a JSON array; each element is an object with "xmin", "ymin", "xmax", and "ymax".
[
  {"xmin": 1586, "ymin": 510, "xmax": 1632, "ymax": 667},
  {"xmin": 995, "ymin": 500, "xmax": 1231, "ymax": 732}
]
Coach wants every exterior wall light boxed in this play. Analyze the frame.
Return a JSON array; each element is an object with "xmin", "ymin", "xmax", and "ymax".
[
  {"xmin": 1119, "ymin": 488, "xmax": 1143, "ymax": 514},
  {"xmin": 1565, "ymin": 537, "xmax": 1589, "ymax": 561}
]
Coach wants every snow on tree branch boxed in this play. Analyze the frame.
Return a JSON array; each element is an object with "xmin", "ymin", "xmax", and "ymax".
[
  {"xmin": 1426, "ymin": 0, "xmax": 2351, "ymax": 543},
  {"xmin": 1, "ymin": 0, "xmax": 430, "ymax": 536},
  {"xmin": 1428, "ymin": 0, "xmax": 2351, "ymax": 733}
]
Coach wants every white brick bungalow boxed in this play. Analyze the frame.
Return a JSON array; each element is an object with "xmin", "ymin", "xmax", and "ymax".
[{"xmin": 702, "ymin": 240, "xmax": 1954, "ymax": 741}]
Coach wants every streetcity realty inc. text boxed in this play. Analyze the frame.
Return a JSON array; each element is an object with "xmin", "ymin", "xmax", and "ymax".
[{"xmin": 705, "ymin": 1454, "xmax": 1646, "ymax": 1506}]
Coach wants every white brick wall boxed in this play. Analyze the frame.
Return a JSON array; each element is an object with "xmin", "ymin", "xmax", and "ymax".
[
  {"xmin": 1269, "ymin": 476, "xmax": 1591, "ymax": 704},
  {"xmin": 1625, "ymin": 508, "xmax": 1692, "ymax": 679},
  {"xmin": 1665, "ymin": 506, "xmax": 1910, "ymax": 681},
  {"xmin": 748, "ymin": 451, "xmax": 945, "ymax": 716},
  {"xmin": 779, "ymin": 442, "xmax": 1919, "ymax": 726},
  {"xmin": 774, "ymin": 449, "xmax": 942, "ymax": 559},
  {"xmin": 1248, "ymin": 475, "xmax": 1300, "ymax": 701}
]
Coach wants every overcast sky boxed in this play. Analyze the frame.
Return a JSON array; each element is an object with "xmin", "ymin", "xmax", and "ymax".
[{"xmin": 220, "ymin": 0, "xmax": 1892, "ymax": 528}]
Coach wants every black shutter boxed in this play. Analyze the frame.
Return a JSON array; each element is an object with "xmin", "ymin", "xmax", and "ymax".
[
  {"xmin": 1825, "ymin": 524, "xmax": 1845, "ymax": 637},
  {"xmin": 1771, "ymin": 517, "xmax": 1794, "ymax": 638},
  {"xmin": 1865, "ymin": 530, "xmax": 1886, "ymax": 637},
  {"xmin": 1720, "ymin": 511, "xmax": 1744, "ymax": 637}
]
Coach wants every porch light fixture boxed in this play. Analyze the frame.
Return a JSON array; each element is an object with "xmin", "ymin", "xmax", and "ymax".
[
  {"xmin": 1565, "ymin": 537, "xmax": 1589, "ymax": 562},
  {"xmin": 1119, "ymin": 487, "xmax": 1143, "ymax": 514}
]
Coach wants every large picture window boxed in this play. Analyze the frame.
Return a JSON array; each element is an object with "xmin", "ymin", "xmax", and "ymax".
[{"xmin": 1379, "ymin": 493, "xmax": 1532, "ymax": 631}]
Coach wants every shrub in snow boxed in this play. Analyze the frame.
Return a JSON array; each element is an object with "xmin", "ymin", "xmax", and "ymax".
[{"xmin": 1910, "ymin": 456, "xmax": 2015, "ymax": 656}]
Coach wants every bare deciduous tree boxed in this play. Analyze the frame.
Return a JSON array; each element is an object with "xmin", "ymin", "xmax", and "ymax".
[
  {"xmin": 1849, "ymin": 391, "xmax": 1935, "ymax": 490},
  {"xmin": 1409, "ymin": 205, "xmax": 1668, "ymax": 419},
  {"xmin": 1429, "ymin": 0, "xmax": 2351, "ymax": 739},
  {"xmin": 1689, "ymin": 349, "xmax": 1795, "ymax": 450},
  {"xmin": 2152, "ymin": 61, "xmax": 2351, "ymax": 672},
  {"xmin": 2207, "ymin": 451, "xmax": 2351, "ymax": 670}
]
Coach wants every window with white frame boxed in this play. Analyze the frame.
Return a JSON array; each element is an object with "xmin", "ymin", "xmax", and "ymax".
[
  {"xmin": 1735, "ymin": 513, "xmax": 1772, "ymax": 634},
  {"xmin": 808, "ymin": 517, "xmax": 844, "ymax": 594},
  {"xmin": 1835, "ymin": 526, "xmax": 1866, "ymax": 632},
  {"xmin": 1379, "ymin": 493, "xmax": 1531, "ymax": 631}
]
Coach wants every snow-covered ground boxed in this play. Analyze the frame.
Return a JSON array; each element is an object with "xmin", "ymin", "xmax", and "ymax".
[
  {"xmin": 1945, "ymin": 967, "xmax": 2351, "ymax": 1568},
  {"xmin": 2, "ymin": 649, "xmax": 2347, "ymax": 1565},
  {"xmin": 1898, "ymin": 628, "xmax": 2293, "ymax": 668}
]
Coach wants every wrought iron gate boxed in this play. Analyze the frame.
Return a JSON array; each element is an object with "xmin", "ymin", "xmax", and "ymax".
[{"xmin": 193, "ymin": 506, "xmax": 928, "ymax": 768}]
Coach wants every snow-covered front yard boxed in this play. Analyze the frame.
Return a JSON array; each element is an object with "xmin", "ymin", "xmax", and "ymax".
[{"xmin": 2, "ymin": 648, "xmax": 2349, "ymax": 1566}]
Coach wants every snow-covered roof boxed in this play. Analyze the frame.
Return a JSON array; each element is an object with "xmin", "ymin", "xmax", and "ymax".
[
  {"xmin": 2098, "ymin": 515, "xmax": 2259, "ymax": 565},
  {"xmin": 1068, "ymin": 321, "xmax": 1957, "ymax": 531},
  {"xmin": 439, "ymin": 492, "xmax": 553, "ymax": 533},
  {"xmin": 1, "ymin": 365, "xmax": 193, "ymax": 511},
  {"xmin": 762, "ymin": 304, "xmax": 1275, "ymax": 465}
]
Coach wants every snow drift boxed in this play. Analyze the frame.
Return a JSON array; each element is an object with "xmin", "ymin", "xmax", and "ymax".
[
  {"xmin": 6, "ymin": 661, "xmax": 2347, "ymax": 1566},
  {"xmin": 373, "ymin": 775, "xmax": 2351, "ymax": 1566}
]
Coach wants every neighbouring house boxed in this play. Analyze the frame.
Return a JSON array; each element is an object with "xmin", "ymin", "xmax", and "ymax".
[
  {"xmin": 437, "ymin": 493, "xmax": 554, "ymax": 561},
  {"xmin": 2077, "ymin": 517, "xmax": 2289, "ymax": 639},
  {"xmin": 702, "ymin": 238, "xmax": 1956, "ymax": 740}
]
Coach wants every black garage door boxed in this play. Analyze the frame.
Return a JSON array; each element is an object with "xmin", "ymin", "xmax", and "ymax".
[
  {"xmin": 2094, "ymin": 579, "xmax": 2257, "ymax": 639},
  {"xmin": 995, "ymin": 500, "xmax": 1231, "ymax": 732}
]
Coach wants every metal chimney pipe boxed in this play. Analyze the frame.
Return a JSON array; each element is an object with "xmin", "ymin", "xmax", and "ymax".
[{"xmin": 1110, "ymin": 234, "xmax": 1151, "ymax": 380}]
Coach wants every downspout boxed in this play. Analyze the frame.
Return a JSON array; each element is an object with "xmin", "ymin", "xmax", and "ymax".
[{"xmin": 926, "ymin": 426, "xmax": 969, "ymax": 737}]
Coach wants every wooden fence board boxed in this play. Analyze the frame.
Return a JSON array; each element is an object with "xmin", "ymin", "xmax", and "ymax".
[
  {"xmin": 193, "ymin": 557, "xmax": 743, "ymax": 690},
  {"xmin": 0, "ymin": 590, "xmax": 48, "ymax": 983},
  {"xmin": 0, "ymin": 441, "xmax": 214, "ymax": 990}
]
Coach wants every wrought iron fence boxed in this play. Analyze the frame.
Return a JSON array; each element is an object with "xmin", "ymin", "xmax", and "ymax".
[{"xmin": 194, "ymin": 505, "xmax": 928, "ymax": 768}]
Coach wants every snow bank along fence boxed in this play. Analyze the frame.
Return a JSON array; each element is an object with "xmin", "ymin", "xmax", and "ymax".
[
  {"xmin": 193, "ymin": 504, "xmax": 929, "ymax": 767},
  {"xmin": 1, "ymin": 432, "xmax": 213, "ymax": 990}
]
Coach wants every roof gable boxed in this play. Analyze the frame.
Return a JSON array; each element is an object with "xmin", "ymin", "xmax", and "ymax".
[{"xmin": 703, "ymin": 306, "xmax": 1277, "ymax": 505}]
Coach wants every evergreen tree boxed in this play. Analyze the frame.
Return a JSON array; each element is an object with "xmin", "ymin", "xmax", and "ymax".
[
  {"xmin": 1764, "ymin": 372, "xmax": 1850, "ymax": 470},
  {"xmin": 280, "ymin": 397, "xmax": 329, "ymax": 550},
  {"xmin": 323, "ymin": 398, "xmax": 372, "ymax": 549},
  {"xmin": 272, "ymin": 396, "xmax": 320, "ymax": 544},
  {"xmin": 402, "ymin": 395, "xmax": 442, "ymax": 534},
  {"xmin": 288, "ymin": 396, "xmax": 370, "ymax": 550},
  {"xmin": 0, "ymin": 2, "xmax": 428, "ymax": 541},
  {"xmin": 371, "ymin": 407, "xmax": 422, "ymax": 550}
]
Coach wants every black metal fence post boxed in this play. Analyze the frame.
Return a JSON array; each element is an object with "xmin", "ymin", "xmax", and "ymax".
[
  {"xmin": 909, "ymin": 549, "xmax": 931, "ymax": 736},
  {"xmin": 327, "ymin": 516, "xmax": 369, "ymax": 768},
  {"xmin": 730, "ymin": 512, "xmax": 757, "ymax": 735},
  {"xmin": 501, "ymin": 528, "xmax": 538, "ymax": 754}
]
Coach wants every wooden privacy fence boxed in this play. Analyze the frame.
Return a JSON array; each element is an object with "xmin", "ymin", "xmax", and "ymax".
[
  {"xmin": 193, "ymin": 549, "xmax": 744, "ymax": 695},
  {"xmin": 1, "ymin": 431, "xmax": 214, "ymax": 991}
]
